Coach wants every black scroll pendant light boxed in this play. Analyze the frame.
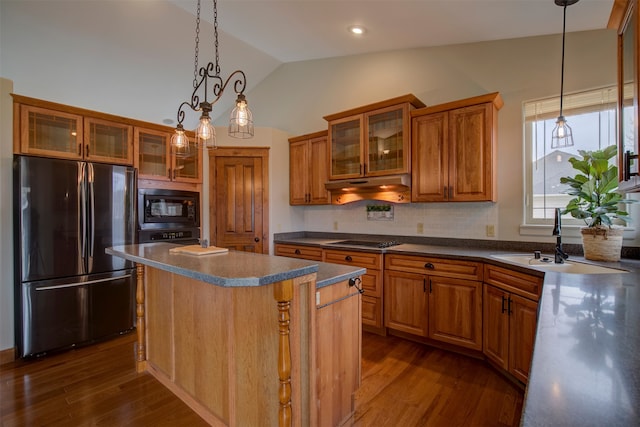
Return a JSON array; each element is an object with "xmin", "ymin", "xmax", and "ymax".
[
  {"xmin": 551, "ymin": 0, "xmax": 579, "ymax": 149},
  {"xmin": 171, "ymin": 0, "xmax": 254, "ymax": 154}
]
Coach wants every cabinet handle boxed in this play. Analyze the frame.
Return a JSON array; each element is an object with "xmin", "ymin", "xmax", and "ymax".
[
  {"xmin": 429, "ymin": 279, "xmax": 433, "ymax": 294},
  {"xmin": 294, "ymin": 249, "xmax": 301, "ymax": 255},
  {"xmin": 501, "ymin": 296, "xmax": 506, "ymax": 314},
  {"xmin": 254, "ymin": 237, "xmax": 260, "ymax": 242},
  {"xmin": 78, "ymin": 144, "xmax": 82, "ymax": 156},
  {"xmin": 424, "ymin": 263, "xmax": 434, "ymax": 270},
  {"xmin": 345, "ymin": 255, "xmax": 352, "ymax": 262},
  {"xmin": 507, "ymin": 297, "xmax": 513, "ymax": 315},
  {"xmin": 624, "ymin": 151, "xmax": 639, "ymax": 180},
  {"xmin": 173, "ymin": 169, "xmax": 177, "ymax": 180},
  {"xmin": 443, "ymin": 186, "xmax": 448, "ymax": 199},
  {"xmin": 85, "ymin": 144, "xmax": 90, "ymax": 157},
  {"xmin": 167, "ymin": 168, "xmax": 171, "ymax": 179},
  {"xmin": 423, "ymin": 278, "xmax": 427, "ymax": 293}
]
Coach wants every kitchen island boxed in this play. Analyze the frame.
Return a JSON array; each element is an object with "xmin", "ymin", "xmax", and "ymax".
[{"xmin": 106, "ymin": 243, "xmax": 365, "ymax": 427}]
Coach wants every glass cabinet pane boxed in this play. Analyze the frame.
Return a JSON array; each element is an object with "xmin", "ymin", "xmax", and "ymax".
[
  {"xmin": 330, "ymin": 117, "xmax": 361, "ymax": 177},
  {"xmin": 367, "ymin": 108, "xmax": 404, "ymax": 174},
  {"xmin": 174, "ymin": 140, "xmax": 200, "ymax": 181},
  {"xmin": 23, "ymin": 106, "xmax": 82, "ymax": 157},
  {"xmin": 138, "ymin": 130, "xmax": 170, "ymax": 178},
  {"xmin": 86, "ymin": 118, "xmax": 132, "ymax": 164}
]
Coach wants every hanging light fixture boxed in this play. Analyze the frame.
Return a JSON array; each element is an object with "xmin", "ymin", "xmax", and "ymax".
[
  {"xmin": 171, "ymin": 0, "xmax": 254, "ymax": 153},
  {"xmin": 551, "ymin": 0, "xmax": 579, "ymax": 149}
]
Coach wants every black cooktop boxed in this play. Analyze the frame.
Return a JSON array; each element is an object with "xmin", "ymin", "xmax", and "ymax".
[{"xmin": 331, "ymin": 240, "xmax": 400, "ymax": 248}]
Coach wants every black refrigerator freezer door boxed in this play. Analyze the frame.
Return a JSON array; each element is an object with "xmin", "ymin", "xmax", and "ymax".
[
  {"xmin": 19, "ymin": 271, "xmax": 135, "ymax": 358},
  {"xmin": 15, "ymin": 156, "xmax": 84, "ymax": 282},
  {"xmin": 87, "ymin": 162, "xmax": 136, "ymax": 274}
]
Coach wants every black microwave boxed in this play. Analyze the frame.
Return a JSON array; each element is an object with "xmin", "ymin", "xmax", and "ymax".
[{"xmin": 138, "ymin": 188, "xmax": 200, "ymax": 230}]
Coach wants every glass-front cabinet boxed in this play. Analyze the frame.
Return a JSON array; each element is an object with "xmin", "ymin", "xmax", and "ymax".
[
  {"xmin": 19, "ymin": 104, "xmax": 84, "ymax": 159},
  {"xmin": 84, "ymin": 117, "xmax": 133, "ymax": 165},
  {"xmin": 135, "ymin": 127, "xmax": 201, "ymax": 184},
  {"xmin": 615, "ymin": 0, "xmax": 640, "ymax": 192},
  {"xmin": 325, "ymin": 95, "xmax": 425, "ymax": 180}
]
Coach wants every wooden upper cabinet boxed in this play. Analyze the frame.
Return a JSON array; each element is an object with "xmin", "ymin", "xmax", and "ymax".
[
  {"xmin": 411, "ymin": 92, "xmax": 503, "ymax": 202},
  {"xmin": 18, "ymin": 104, "xmax": 84, "ymax": 160},
  {"xmin": 84, "ymin": 117, "xmax": 133, "ymax": 165},
  {"xmin": 288, "ymin": 130, "xmax": 330, "ymax": 205},
  {"xmin": 325, "ymin": 94, "xmax": 425, "ymax": 180},
  {"xmin": 611, "ymin": 0, "xmax": 640, "ymax": 192}
]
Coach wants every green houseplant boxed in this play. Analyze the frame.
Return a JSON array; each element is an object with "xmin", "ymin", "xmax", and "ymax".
[{"xmin": 560, "ymin": 145, "xmax": 635, "ymax": 261}]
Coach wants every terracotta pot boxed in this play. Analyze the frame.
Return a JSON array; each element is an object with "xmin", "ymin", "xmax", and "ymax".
[{"xmin": 580, "ymin": 227, "xmax": 624, "ymax": 262}]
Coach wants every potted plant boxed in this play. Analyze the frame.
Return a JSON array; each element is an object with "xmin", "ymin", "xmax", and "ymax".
[{"xmin": 560, "ymin": 145, "xmax": 636, "ymax": 261}]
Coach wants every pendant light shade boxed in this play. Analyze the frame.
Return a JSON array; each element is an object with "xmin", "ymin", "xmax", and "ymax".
[
  {"xmin": 171, "ymin": 0, "xmax": 254, "ymax": 152},
  {"xmin": 229, "ymin": 94, "xmax": 254, "ymax": 138},
  {"xmin": 551, "ymin": 0, "xmax": 579, "ymax": 149}
]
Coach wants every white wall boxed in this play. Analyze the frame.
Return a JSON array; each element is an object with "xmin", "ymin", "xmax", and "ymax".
[{"xmin": 1, "ymin": 78, "xmax": 14, "ymax": 351}]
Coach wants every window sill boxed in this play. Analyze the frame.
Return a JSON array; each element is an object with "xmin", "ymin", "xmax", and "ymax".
[{"xmin": 520, "ymin": 224, "xmax": 636, "ymax": 240}]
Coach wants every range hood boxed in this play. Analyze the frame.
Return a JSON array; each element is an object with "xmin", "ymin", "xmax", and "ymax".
[{"xmin": 324, "ymin": 174, "xmax": 411, "ymax": 204}]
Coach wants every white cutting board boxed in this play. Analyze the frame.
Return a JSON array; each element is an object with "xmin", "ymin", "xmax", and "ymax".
[{"xmin": 169, "ymin": 245, "xmax": 229, "ymax": 256}]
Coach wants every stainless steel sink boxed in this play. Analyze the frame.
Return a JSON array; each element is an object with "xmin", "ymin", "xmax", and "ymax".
[{"xmin": 491, "ymin": 254, "xmax": 628, "ymax": 275}]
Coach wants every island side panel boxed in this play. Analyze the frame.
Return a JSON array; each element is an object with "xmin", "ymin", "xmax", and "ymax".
[{"xmin": 146, "ymin": 266, "xmax": 174, "ymax": 378}]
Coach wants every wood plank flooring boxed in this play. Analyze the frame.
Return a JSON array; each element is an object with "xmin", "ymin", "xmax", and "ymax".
[{"xmin": 1, "ymin": 331, "xmax": 523, "ymax": 427}]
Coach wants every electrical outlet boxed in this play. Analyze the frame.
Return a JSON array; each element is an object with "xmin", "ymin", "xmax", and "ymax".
[
  {"xmin": 417, "ymin": 222, "xmax": 424, "ymax": 234},
  {"xmin": 333, "ymin": 221, "xmax": 338, "ymax": 231},
  {"xmin": 486, "ymin": 224, "xmax": 495, "ymax": 237}
]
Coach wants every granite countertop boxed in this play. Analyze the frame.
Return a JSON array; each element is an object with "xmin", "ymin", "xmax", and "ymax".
[
  {"xmin": 106, "ymin": 243, "xmax": 364, "ymax": 288},
  {"xmin": 274, "ymin": 236, "xmax": 640, "ymax": 426}
]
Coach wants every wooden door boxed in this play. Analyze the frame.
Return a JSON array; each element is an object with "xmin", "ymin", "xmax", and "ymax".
[
  {"xmin": 508, "ymin": 293, "xmax": 538, "ymax": 384},
  {"xmin": 209, "ymin": 147, "xmax": 269, "ymax": 253},
  {"xmin": 383, "ymin": 270, "xmax": 428, "ymax": 337},
  {"xmin": 483, "ymin": 284, "xmax": 509, "ymax": 370},
  {"xmin": 449, "ymin": 103, "xmax": 493, "ymax": 201},
  {"xmin": 428, "ymin": 276, "xmax": 482, "ymax": 350},
  {"xmin": 411, "ymin": 112, "xmax": 448, "ymax": 201}
]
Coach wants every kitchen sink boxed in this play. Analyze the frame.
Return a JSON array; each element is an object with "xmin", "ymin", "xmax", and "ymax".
[{"xmin": 491, "ymin": 254, "xmax": 628, "ymax": 275}]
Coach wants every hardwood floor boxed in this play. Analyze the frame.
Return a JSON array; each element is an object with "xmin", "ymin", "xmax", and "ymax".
[{"xmin": 1, "ymin": 331, "xmax": 523, "ymax": 427}]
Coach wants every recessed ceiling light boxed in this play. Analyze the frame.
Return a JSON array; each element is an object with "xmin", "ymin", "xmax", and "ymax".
[{"xmin": 348, "ymin": 25, "xmax": 366, "ymax": 35}]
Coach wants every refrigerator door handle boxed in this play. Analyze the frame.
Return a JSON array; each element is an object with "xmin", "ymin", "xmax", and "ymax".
[
  {"xmin": 88, "ymin": 163, "xmax": 95, "ymax": 269},
  {"xmin": 79, "ymin": 162, "xmax": 87, "ymax": 274},
  {"xmin": 35, "ymin": 274, "xmax": 133, "ymax": 291}
]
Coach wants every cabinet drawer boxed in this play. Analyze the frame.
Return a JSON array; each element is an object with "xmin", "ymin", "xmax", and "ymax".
[
  {"xmin": 361, "ymin": 270, "xmax": 382, "ymax": 298},
  {"xmin": 275, "ymin": 244, "xmax": 323, "ymax": 261},
  {"xmin": 385, "ymin": 254, "xmax": 482, "ymax": 281},
  {"xmin": 316, "ymin": 279, "xmax": 361, "ymax": 307},
  {"xmin": 484, "ymin": 264, "xmax": 543, "ymax": 301},
  {"xmin": 323, "ymin": 249, "xmax": 382, "ymax": 270}
]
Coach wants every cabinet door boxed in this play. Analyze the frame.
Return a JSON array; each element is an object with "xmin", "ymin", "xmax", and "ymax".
[
  {"xmin": 449, "ymin": 103, "xmax": 494, "ymax": 201},
  {"xmin": 329, "ymin": 115, "xmax": 363, "ymax": 179},
  {"xmin": 429, "ymin": 277, "xmax": 482, "ymax": 350},
  {"xmin": 20, "ymin": 105, "xmax": 83, "ymax": 159},
  {"xmin": 483, "ymin": 284, "xmax": 509, "ymax": 370},
  {"xmin": 411, "ymin": 112, "xmax": 448, "ymax": 201},
  {"xmin": 365, "ymin": 104, "xmax": 409, "ymax": 176},
  {"xmin": 384, "ymin": 270, "xmax": 428, "ymax": 337},
  {"xmin": 84, "ymin": 117, "xmax": 133, "ymax": 165},
  {"xmin": 172, "ymin": 140, "xmax": 202, "ymax": 183},
  {"xmin": 135, "ymin": 127, "xmax": 171, "ymax": 181},
  {"xmin": 308, "ymin": 135, "xmax": 330, "ymax": 204},
  {"xmin": 289, "ymin": 139, "xmax": 309, "ymax": 205},
  {"xmin": 508, "ymin": 293, "xmax": 538, "ymax": 384}
]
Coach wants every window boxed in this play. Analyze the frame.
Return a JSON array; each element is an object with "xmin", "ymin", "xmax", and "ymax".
[{"xmin": 524, "ymin": 86, "xmax": 621, "ymax": 225}]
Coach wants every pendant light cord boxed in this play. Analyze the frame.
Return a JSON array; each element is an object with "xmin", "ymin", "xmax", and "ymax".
[{"xmin": 559, "ymin": 3, "xmax": 567, "ymax": 117}]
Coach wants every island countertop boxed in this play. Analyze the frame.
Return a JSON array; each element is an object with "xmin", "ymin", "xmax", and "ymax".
[
  {"xmin": 106, "ymin": 243, "xmax": 365, "ymax": 288},
  {"xmin": 274, "ymin": 236, "xmax": 640, "ymax": 426}
]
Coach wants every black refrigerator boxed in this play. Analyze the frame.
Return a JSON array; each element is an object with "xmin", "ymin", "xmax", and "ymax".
[{"xmin": 13, "ymin": 155, "xmax": 137, "ymax": 357}]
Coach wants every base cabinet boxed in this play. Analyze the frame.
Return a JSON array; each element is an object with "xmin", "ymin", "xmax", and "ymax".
[
  {"xmin": 384, "ymin": 254, "xmax": 483, "ymax": 350},
  {"xmin": 483, "ymin": 264, "xmax": 542, "ymax": 384}
]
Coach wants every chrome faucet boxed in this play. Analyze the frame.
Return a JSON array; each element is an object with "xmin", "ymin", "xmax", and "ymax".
[{"xmin": 553, "ymin": 208, "xmax": 569, "ymax": 264}]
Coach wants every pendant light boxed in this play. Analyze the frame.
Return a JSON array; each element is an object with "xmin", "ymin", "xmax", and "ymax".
[
  {"xmin": 551, "ymin": 0, "xmax": 579, "ymax": 149},
  {"xmin": 171, "ymin": 0, "xmax": 254, "ymax": 154}
]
